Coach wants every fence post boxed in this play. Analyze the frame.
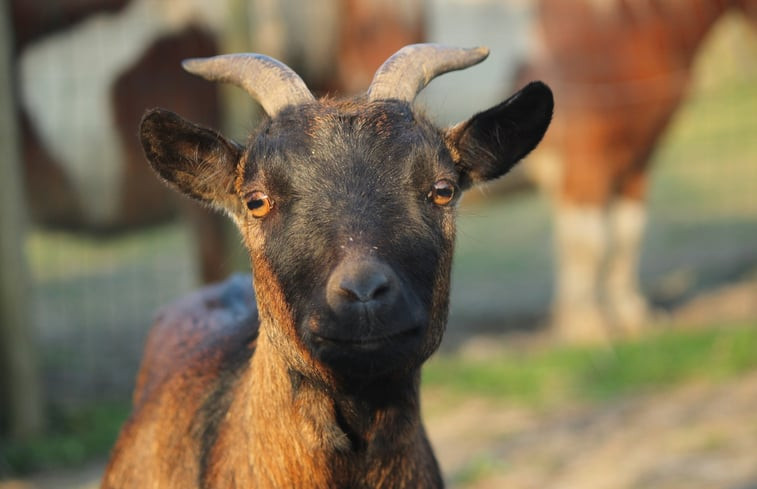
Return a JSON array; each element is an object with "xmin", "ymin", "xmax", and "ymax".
[
  {"xmin": 218, "ymin": 0, "xmax": 260, "ymax": 269},
  {"xmin": 0, "ymin": 0, "xmax": 45, "ymax": 439}
]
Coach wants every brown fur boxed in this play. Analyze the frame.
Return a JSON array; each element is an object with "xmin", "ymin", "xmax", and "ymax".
[
  {"xmin": 333, "ymin": 0, "xmax": 425, "ymax": 94},
  {"xmin": 102, "ymin": 277, "xmax": 258, "ymax": 487},
  {"xmin": 103, "ymin": 267, "xmax": 442, "ymax": 488},
  {"xmin": 525, "ymin": 0, "xmax": 751, "ymax": 204}
]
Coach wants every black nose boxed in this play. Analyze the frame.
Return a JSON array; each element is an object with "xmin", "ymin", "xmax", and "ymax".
[{"xmin": 326, "ymin": 258, "xmax": 399, "ymax": 314}]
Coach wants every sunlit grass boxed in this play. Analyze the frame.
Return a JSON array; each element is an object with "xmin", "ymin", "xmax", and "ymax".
[
  {"xmin": 423, "ymin": 322, "xmax": 757, "ymax": 408},
  {"xmin": 651, "ymin": 77, "xmax": 757, "ymax": 220}
]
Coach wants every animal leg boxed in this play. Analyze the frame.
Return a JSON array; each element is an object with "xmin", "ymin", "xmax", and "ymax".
[
  {"xmin": 552, "ymin": 203, "xmax": 609, "ymax": 343},
  {"xmin": 605, "ymin": 197, "xmax": 649, "ymax": 335}
]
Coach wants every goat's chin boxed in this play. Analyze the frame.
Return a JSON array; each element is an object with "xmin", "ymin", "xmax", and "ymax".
[{"xmin": 302, "ymin": 321, "xmax": 427, "ymax": 378}]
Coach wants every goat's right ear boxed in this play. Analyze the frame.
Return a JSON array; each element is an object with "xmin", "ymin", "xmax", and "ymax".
[{"xmin": 140, "ymin": 108, "xmax": 244, "ymax": 215}]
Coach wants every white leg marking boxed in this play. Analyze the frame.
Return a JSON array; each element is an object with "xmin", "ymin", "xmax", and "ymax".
[
  {"xmin": 606, "ymin": 198, "xmax": 649, "ymax": 333},
  {"xmin": 553, "ymin": 203, "xmax": 609, "ymax": 342}
]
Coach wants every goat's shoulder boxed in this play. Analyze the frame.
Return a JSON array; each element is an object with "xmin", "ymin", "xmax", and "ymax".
[
  {"xmin": 132, "ymin": 274, "xmax": 259, "ymax": 409},
  {"xmin": 103, "ymin": 276, "xmax": 258, "ymax": 486}
]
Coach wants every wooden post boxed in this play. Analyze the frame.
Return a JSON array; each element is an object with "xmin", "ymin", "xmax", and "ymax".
[
  {"xmin": 0, "ymin": 0, "xmax": 45, "ymax": 439},
  {"xmin": 219, "ymin": 0, "xmax": 261, "ymax": 270},
  {"xmin": 220, "ymin": 0, "xmax": 261, "ymax": 141}
]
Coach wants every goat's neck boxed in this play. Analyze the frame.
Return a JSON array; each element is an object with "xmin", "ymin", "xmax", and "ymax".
[{"xmin": 210, "ymin": 326, "xmax": 442, "ymax": 489}]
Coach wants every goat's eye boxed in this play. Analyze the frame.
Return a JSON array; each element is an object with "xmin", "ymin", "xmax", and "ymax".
[
  {"xmin": 246, "ymin": 191, "xmax": 274, "ymax": 218},
  {"xmin": 427, "ymin": 179, "xmax": 456, "ymax": 206}
]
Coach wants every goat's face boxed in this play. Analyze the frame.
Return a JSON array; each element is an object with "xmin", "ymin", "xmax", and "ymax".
[
  {"xmin": 242, "ymin": 100, "xmax": 458, "ymax": 378},
  {"xmin": 139, "ymin": 45, "xmax": 553, "ymax": 380}
]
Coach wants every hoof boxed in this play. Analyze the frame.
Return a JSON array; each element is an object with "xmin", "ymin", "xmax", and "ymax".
[
  {"xmin": 551, "ymin": 305, "xmax": 611, "ymax": 345},
  {"xmin": 608, "ymin": 293, "xmax": 651, "ymax": 339}
]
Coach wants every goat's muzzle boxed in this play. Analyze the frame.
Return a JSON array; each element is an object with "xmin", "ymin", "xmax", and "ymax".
[{"xmin": 304, "ymin": 256, "xmax": 427, "ymax": 377}]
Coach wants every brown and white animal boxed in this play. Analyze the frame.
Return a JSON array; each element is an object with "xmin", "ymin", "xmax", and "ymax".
[
  {"xmin": 13, "ymin": 0, "xmax": 227, "ymax": 280},
  {"xmin": 521, "ymin": 0, "xmax": 757, "ymax": 341},
  {"xmin": 101, "ymin": 44, "xmax": 553, "ymax": 488},
  {"xmin": 12, "ymin": 0, "xmax": 424, "ymax": 282}
]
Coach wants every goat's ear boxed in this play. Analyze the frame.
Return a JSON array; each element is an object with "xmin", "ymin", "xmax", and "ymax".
[
  {"xmin": 445, "ymin": 81, "xmax": 553, "ymax": 189},
  {"xmin": 140, "ymin": 108, "xmax": 244, "ymax": 215}
]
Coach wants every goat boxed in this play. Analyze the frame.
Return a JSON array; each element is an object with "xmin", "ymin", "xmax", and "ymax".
[
  {"xmin": 521, "ymin": 0, "xmax": 757, "ymax": 341},
  {"xmin": 100, "ymin": 43, "xmax": 553, "ymax": 488}
]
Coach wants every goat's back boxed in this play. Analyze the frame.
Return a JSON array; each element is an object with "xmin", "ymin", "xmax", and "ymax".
[{"xmin": 102, "ymin": 274, "xmax": 258, "ymax": 487}]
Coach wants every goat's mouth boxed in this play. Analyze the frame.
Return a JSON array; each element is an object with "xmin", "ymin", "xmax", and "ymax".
[
  {"xmin": 309, "ymin": 326, "xmax": 421, "ymax": 351},
  {"xmin": 303, "ymin": 318, "xmax": 427, "ymax": 377}
]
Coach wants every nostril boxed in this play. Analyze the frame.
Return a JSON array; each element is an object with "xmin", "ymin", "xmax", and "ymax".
[
  {"xmin": 339, "ymin": 270, "xmax": 391, "ymax": 303},
  {"xmin": 327, "ymin": 258, "xmax": 399, "ymax": 311},
  {"xmin": 372, "ymin": 282, "xmax": 390, "ymax": 299}
]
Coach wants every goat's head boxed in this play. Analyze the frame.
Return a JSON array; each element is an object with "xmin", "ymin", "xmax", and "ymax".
[{"xmin": 140, "ymin": 44, "xmax": 552, "ymax": 382}]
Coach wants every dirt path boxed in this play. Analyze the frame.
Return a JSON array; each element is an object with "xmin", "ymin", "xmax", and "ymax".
[{"xmin": 427, "ymin": 371, "xmax": 757, "ymax": 489}]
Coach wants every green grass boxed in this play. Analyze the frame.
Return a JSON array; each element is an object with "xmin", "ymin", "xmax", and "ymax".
[
  {"xmin": 0, "ymin": 402, "xmax": 130, "ymax": 476},
  {"xmin": 423, "ymin": 322, "xmax": 757, "ymax": 408},
  {"xmin": 451, "ymin": 453, "xmax": 510, "ymax": 487},
  {"xmin": 649, "ymin": 76, "xmax": 757, "ymax": 220}
]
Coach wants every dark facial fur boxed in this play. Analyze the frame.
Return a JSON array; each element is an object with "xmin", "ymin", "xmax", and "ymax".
[{"xmin": 238, "ymin": 100, "xmax": 457, "ymax": 378}]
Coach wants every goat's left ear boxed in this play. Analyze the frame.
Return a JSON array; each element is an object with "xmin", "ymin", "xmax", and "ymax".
[{"xmin": 445, "ymin": 81, "xmax": 553, "ymax": 189}]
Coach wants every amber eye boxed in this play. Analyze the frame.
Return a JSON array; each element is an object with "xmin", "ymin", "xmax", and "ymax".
[
  {"xmin": 246, "ymin": 191, "xmax": 274, "ymax": 218},
  {"xmin": 427, "ymin": 179, "xmax": 456, "ymax": 206}
]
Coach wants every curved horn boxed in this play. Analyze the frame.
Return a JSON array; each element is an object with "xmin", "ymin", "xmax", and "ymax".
[
  {"xmin": 182, "ymin": 53, "xmax": 315, "ymax": 116},
  {"xmin": 367, "ymin": 44, "xmax": 490, "ymax": 102}
]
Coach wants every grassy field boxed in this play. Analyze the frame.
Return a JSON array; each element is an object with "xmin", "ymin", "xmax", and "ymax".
[
  {"xmin": 424, "ymin": 322, "xmax": 757, "ymax": 410},
  {"xmin": 0, "ymin": 403, "xmax": 129, "ymax": 475}
]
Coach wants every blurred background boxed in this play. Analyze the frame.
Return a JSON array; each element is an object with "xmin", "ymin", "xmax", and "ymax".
[{"xmin": 1, "ymin": 0, "xmax": 756, "ymax": 488}]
